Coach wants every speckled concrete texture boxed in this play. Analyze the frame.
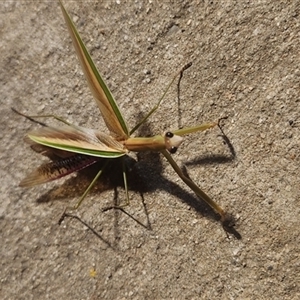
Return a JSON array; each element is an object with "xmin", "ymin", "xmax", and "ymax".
[{"xmin": 1, "ymin": 1, "xmax": 299, "ymax": 299}]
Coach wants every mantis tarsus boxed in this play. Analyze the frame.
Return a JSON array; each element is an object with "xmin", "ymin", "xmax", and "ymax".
[{"xmin": 16, "ymin": 0, "xmax": 234, "ymax": 231}]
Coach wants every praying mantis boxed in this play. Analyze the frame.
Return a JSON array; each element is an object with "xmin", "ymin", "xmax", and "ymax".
[{"xmin": 17, "ymin": 0, "xmax": 234, "ymax": 230}]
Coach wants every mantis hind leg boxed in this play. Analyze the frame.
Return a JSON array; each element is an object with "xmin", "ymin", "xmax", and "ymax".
[
  {"xmin": 58, "ymin": 160, "xmax": 109, "ymax": 224},
  {"xmin": 74, "ymin": 161, "xmax": 110, "ymax": 210},
  {"xmin": 102, "ymin": 157, "xmax": 130, "ymax": 211},
  {"xmin": 11, "ymin": 107, "xmax": 72, "ymax": 126}
]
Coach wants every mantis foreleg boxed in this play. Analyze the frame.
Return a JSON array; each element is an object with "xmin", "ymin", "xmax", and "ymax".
[
  {"xmin": 130, "ymin": 63, "xmax": 192, "ymax": 135},
  {"xmin": 161, "ymin": 149, "xmax": 227, "ymax": 223}
]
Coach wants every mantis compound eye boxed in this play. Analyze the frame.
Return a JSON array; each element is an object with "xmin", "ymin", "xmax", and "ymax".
[
  {"xmin": 164, "ymin": 131, "xmax": 183, "ymax": 154},
  {"xmin": 169, "ymin": 146, "xmax": 178, "ymax": 154},
  {"xmin": 165, "ymin": 132, "xmax": 174, "ymax": 138}
]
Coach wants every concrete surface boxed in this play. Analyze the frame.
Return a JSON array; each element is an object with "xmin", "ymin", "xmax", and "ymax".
[{"xmin": 1, "ymin": 1, "xmax": 299, "ymax": 299}]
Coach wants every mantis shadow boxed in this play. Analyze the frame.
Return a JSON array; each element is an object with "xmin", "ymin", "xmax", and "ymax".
[{"xmin": 32, "ymin": 107, "xmax": 241, "ymax": 240}]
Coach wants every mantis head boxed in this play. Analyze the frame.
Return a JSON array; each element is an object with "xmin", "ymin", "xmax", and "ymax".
[{"xmin": 164, "ymin": 132, "xmax": 183, "ymax": 154}]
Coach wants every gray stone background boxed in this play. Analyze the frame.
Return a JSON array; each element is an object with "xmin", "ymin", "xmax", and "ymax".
[{"xmin": 1, "ymin": 1, "xmax": 299, "ymax": 299}]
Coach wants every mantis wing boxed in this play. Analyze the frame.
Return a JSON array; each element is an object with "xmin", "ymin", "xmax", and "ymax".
[
  {"xmin": 26, "ymin": 125, "xmax": 127, "ymax": 158},
  {"xmin": 59, "ymin": 0, "xmax": 129, "ymax": 140},
  {"xmin": 19, "ymin": 153, "xmax": 100, "ymax": 187}
]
